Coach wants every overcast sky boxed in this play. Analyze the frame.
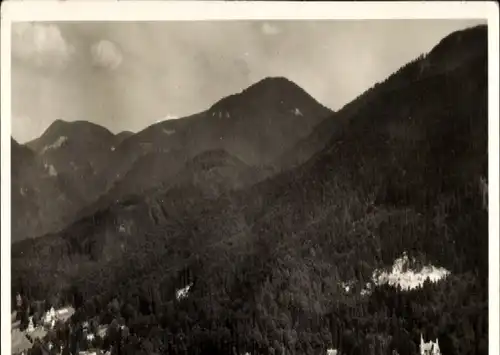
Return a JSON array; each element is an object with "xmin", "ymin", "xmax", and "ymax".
[{"xmin": 11, "ymin": 19, "xmax": 485, "ymax": 143}]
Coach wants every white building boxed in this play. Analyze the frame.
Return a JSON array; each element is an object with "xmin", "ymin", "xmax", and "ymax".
[
  {"xmin": 56, "ymin": 308, "xmax": 71, "ymax": 317},
  {"xmin": 420, "ymin": 334, "xmax": 441, "ymax": 355},
  {"xmin": 43, "ymin": 307, "xmax": 57, "ymax": 327},
  {"xmin": 327, "ymin": 349, "xmax": 338, "ymax": 355},
  {"xmin": 176, "ymin": 283, "xmax": 193, "ymax": 300},
  {"xmin": 373, "ymin": 253, "xmax": 450, "ymax": 291},
  {"xmin": 40, "ymin": 306, "xmax": 75, "ymax": 330},
  {"xmin": 27, "ymin": 317, "xmax": 35, "ymax": 333},
  {"xmin": 97, "ymin": 325, "xmax": 108, "ymax": 338}
]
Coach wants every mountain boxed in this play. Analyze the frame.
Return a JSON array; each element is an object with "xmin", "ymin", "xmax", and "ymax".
[
  {"xmin": 113, "ymin": 76, "xmax": 332, "ymax": 169},
  {"xmin": 241, "ymin": 24, "xmax": 488, "ymax": 272},
  {"xmin": 111, "ymin": 149, "xmax": 257, "ymax": 201},
  {"xmin": 277, "ymin": 25, "xmax": 488, "ymax": 172},
  {"xmin": 76, "ymin": 76, "xmax": 332, "ymax": 215},
  {"xmin": 11, "ymin": 121, "xmax": 131, "ymax": 242},
  {"xmin": 27, "ymin": 119, "xmax": 115, "ymax": 153},
  {"xmin": 12, "ymin": 77, "xmax": 331, "ymax": 241},
  {"xmin": 11, "ymin": 25, "xmax": 488, "ymax": 355},
  {"xmin": 165, "ymin": 149, "xmax": 265, "ymax": 198},
  {"xmin": 11, "ymin": 138, "xmax": 84, "ymax": 241},
  {"xmin": 114, "ymin": 131, "xmax": 134, "ymax": 145},
  {"xmin": 26, "ymin": 120, "xmax": 120, "ymax": 203},
  {"xmin": 77, "ymin": 148, "xmax": 264, "ymax": 221}
]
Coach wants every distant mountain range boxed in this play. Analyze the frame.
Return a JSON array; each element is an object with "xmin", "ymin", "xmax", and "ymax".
[
  {"xmin": 11, "ymin": 25, "xmax": 489, "ymax": 355},
  {"xmin": 12, "ymin": 76, "xmax": 332, "ymax": 242}
]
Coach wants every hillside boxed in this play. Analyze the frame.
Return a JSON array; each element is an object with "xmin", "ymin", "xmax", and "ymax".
[
  {"xmin": 12, "ymin": 121, "xmax": 133, "ymax": 242},
  {"xmin": 276, "ymin": 25, "xmax": 488, "ymax": 172},
  {"xmin": 112, "ymin": 76, "xmax": 332, "ymax": 170},
  {"xmin": 72, "ymin": 76, "xmax": 331, "ymax": 220},
  {"xmin": 240, "ymin": 24, "xmax": 488, "ymax": 278},
  {"xmin": 11, "ymin": 25, "xmax": 489, "ymax": 355},
  {"xmin": 11, "ymin": 138, "xmax": 87, "ymax": 241},
  {"xmin": 104, "ymin": 76, "xmax": 332, "ymax": 193},
  {"xmin": 114, "ymin": 131, "xmax": 134, "ymax": 145},
  {"xmin": 26, "ymin": 120, "xmax": 122, "ymax": 204},
  {"xmin": 167, "ymin": 149, "xmax": 266, "ymax": 198}
]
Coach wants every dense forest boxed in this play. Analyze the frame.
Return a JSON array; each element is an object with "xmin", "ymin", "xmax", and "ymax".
[{"xmin": 12, "ymin": 25, "xmax": 489, "ymax": 355}]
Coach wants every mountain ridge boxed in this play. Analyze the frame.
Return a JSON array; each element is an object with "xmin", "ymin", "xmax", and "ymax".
[
  {"xmin": 11, "ymin": 76, "xmax": 332, "ymax": 242},
  {"xmin": 12, "ymin": 23, "xmax": 487, "ymax": 277},
  {"xmin": 77, "ymin": 75, "xmax": 332, "ymax": 218}
]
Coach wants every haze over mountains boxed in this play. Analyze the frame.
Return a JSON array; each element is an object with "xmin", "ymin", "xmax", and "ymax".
[{"xmin": 11, "ymin": 25, "xmax": 489, "ymax": 355}]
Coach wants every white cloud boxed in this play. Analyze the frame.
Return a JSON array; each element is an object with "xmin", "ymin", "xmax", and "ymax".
[
  {"xmin": 91, "ymin": 40, "xmax": 123, "ymax": 70},
  {"xmin": 12, "ymin": 23, "xmax": 74, "ymax": 68},
  {"xmin": 261, "ymin": 23, "xmax": 281, "ymax": 36}
]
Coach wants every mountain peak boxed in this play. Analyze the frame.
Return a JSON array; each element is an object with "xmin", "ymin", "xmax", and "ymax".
[
  {"xmin": 248, "ymin": 76, "xmax": 299, "ymax": 89},
  {"xmin": 427, "ymin": 24, "xmax": 487, "ymax": 63},
  {"xmin": 238, "ymin": 76, "xmax": 307, "ymax": 98},
  {"xmin": 208, "ymin": 76, "xmax": 331, "ymax": 118},
  {"xmin": 43, "ymin": 119, "xmax": 113, "ymax": 136},
  {"xmin": 28, "ymin": 120, "xmax": 115, "ymax": 153}
]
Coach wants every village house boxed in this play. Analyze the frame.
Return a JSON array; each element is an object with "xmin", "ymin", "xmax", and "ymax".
[
  {"xmin": 43, "ymin": 307, "xmax": 57, "ymax": 327},
  {"xmin": 420, "ymin": 334, "xmax": 441, "ymax": 355},
  {"xmin": 27, "ymin": 317, "xmax": 35, "ymax": 333},
  {"xmin": 39, "ymin": 306, "xmax": 75, "ymax": 330}
]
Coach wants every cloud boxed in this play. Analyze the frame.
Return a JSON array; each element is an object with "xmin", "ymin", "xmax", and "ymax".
[
  {"xmin": 261, "ymin": 23, "xmax": 281, "ymax": 36},
  {"xmin": 12, "ymin": 23, "xmax": 74, "ymax": 68},
  {"xmin": 91, "ymin": 40, "xmax": 123, "ymax": 70}
]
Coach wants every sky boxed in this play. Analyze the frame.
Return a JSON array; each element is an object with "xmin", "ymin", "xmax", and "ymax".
[{"xmin": 11, "ymin": 19, "xmax": 486, "ymax": 143}]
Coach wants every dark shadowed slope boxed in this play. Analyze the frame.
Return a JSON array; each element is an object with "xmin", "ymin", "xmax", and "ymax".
[
  {"xmin": 166, "ymin": 149, "xmax": 264, "ymax": 198},
  {"xmin": 77, "ymin": 148, "xmax": 261, "ymax": 221},
  {"xmin": 241, "ymin": 24, "xmax": 487, "ymax": 273},
  {"xmin": 277, "ymin": 25, "xmax": 488, "ymax": 172},
  {"xmin": 108, "ymin": 148, "xmax": 267, "ymax": 203},
  {"xmin": 27, "ymin": 119, "xmax": 115, "ymax": 153},
  {"xmin": 12, "ymin": 121, "xmax": 133, "ymax": 242},
  {"xmin": 26, "ymin": 120, "xmax": 117, "ymax": 202},
  {"xmin": 113, "ymin": 131, "xmax": 134, "ymax": 145},
  {"xmin": 11, "ymin": 138, "xmax": 85, "ymax": 242},
  {"xmin": 11, "ymin": 25, "xmax": 488, "ymax": 355}
]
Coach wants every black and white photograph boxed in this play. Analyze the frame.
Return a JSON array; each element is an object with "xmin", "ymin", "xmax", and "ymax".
[{"xmin": 1, "ymin": 3, "xmax": 499, "ymax": 355}]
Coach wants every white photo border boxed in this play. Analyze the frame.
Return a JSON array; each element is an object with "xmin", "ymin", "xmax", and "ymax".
[{"xmin": 1, "ymin": 2, "xmax": 498, "ymax": 355}]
